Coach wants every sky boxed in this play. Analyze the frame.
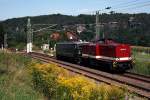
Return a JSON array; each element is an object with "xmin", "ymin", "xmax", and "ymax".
[{"xmin": 0, "ymin": 0, "xmax": 150, "ymax": 21}]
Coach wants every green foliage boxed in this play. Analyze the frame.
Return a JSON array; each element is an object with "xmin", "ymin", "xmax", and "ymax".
[
  {"xmin": 1, "ymin": 13, "xmax": 150, "ymax": 48},
  {"xmin": 0, "ymin": 52, "xmax": 45, "ymax": 100},
  {"xmin": 31, "ymin": 63, "xmax": 125, "ymax": 100},
  {"xmin": 132, "ymin": 60, "xmax": 150, "ymax": 76},
  {"xmin": 132, "ymin": 50, "xmax": 150, "ymax": 75},
  {"xmin": 79, "ymin": 31, "xmax": 94, "ymax": 41},
  {"xmin": 0, "ymin": 52, "xmax": 31, "ymax": 71},
  {"xmin": 0, "ymin": 23, "xmax": 4, "ymax": 45},
  {"xmin": 132, "ymin": 46, "xmax": 150, "ymax": 54}
]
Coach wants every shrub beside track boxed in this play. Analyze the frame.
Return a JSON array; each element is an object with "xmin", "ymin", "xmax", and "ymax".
[{"xmin": 31, "ymin": 63, "xmax": 126, "ymax": 100}]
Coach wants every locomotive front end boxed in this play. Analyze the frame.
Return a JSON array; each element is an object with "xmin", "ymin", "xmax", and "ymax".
[{"xmin": 112, "ymin": 44, "xmax": 133, "ymax": 71}]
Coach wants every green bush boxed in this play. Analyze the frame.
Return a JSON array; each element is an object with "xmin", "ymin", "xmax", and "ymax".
[
  {"xmin": 0, "ymin": 52, "xmax": 44, "ymax": 100},
  {"xmin": 131, "ymin": 50, "xmax": 150, "ymax": 75},
  {"xmin": 132, "ymin": 46, "xmax": 150, "ymax": 54},
  {"xmin": 133, "ymin": 60, "xmax": 150, "ymax": 75},
  {"xmin": 0, "ymin": 52, "xmax": 31, "ymax": 74},
  {"xmin": 31, "ymin": 63, "xmax": 126, "ymax": 100}
]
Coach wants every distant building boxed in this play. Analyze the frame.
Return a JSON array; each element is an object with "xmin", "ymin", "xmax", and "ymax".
[
  {"xmin": 42, "ymin": 44, "xmax": 49, "ymax": 51},
  {"xmin": 108, "ymin": 22, "xmax": 118, "ymax": 30},
  {"xmin": 66, "ymin": 31, "xmax": 78, "ymax": 40},
  {"xmin": 16, "ymin": 27, "xmax": 19, "ymax": 32},
  {"xmin": 63, "ymin": 25, "xmax": 76, "ymax": 32},
  {"xmin": 128, "ymin": 17, "xmax": 141, "ymax": 29},
  {"xmin": 77, "ymin": 24, "xmax": 86, "ymax": 34},
  {"xmin": 50, "ymin": 32, "xmax": 60, "ymax": 41}
]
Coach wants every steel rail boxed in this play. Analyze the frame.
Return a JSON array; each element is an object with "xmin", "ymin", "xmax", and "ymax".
[{"xmin": 29, "ymin": 52, "xmax": 150, "ymax": 99}]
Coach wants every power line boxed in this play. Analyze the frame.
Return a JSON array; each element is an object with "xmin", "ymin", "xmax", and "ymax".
[
  {"xmin": 110, "ymin": 0, "xmax": 139, "ymax": 9},
  {"xmin": 105, "ymin": 0, "xmax": 150, "ymax": 14},
  {"xmin": 33, "ymin": 24, "xmax": 57, "ymax": 33},
  {"xmin": 4, "ymin": 33, "xmax": 7, "ymax": 48},
  {"xmin": 81, "ymin": 0, "xmax": 150, "ymax": 14},
  {"xmin": 111, "ymin": 0, "xmax": 150, "ymax": 12},
  {"xmin": 115, "ymin": 3, "xmax": 150, "ymax": 13},
  {"xmin": 33, "ymin": 24, "xmax": 57, "ymax": 26},
  {"xmin": 80, "ymin": 0, "xmax": 139, "ymax": 14}
]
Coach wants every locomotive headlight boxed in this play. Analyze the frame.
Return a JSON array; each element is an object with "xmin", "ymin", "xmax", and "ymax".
[
  {"xmin": 116, "ymin": 58, "xmax": 119, "ymax": 61},
  {"xmin": 113, "ymin": 62, "xmax": 117, "ymax": 68}
]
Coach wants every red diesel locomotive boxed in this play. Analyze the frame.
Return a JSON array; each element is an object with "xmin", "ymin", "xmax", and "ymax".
[
  {"xmin": 56, "ymin": 39, "xmax": 133, "ymax": 71},
  {"xmin": 81, "ymin": 39, "xmax": 133, "ymax": 71}
]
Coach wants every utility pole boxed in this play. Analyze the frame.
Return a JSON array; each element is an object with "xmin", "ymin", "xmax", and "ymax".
[
  {"xmin": 1, "ymin": 44, "xmax": 3, "ymax": 50},
  {"xmin": 4, "ymin": 33, "xmax": 8, "ymax": 49},
  {"xmin": 95, "ymin": 11, "xmax": 100, "ymax": 40},
  {"xmin": 27, "ymin": 18, "xmax": 33, "ymax": 53}
]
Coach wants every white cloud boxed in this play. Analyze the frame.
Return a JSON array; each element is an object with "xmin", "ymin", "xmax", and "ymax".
[{"xmin": 77, "ymin": 8, "xmax": 92, "ymax": 14}]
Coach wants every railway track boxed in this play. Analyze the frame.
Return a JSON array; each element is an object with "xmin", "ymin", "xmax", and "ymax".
[
  {"xmin": 123, "ymin": 72, "xmax": 150, "ymax": 83},
  {"xmin": 28, "ymin": 52, "xmax": 150, "ymax": 99}
]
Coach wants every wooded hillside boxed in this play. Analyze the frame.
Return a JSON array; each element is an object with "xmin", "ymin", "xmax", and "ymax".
[{"xmin": 0, "ymin": 13, "xmax": 150, "ymax": 48}]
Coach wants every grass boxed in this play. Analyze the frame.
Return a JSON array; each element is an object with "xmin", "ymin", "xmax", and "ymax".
[
  {"xmin": 131, "ymin": 46, "xmax": 150, "ymax": 54},
  {"xmin": 0, "ymin": 51, "xmax": 45, "ymax": 100},
  {"xmin": 0, "ymin": 50, "xmax": 147, "ymax": 100},
  {"xmin": 131, "ymin": 51, "xmax": 150, "ymax": 76},
  {"xmin": 131, "ymin": 60, "xmax": 150, "ymax": 76},
  {"xmin": 133, "ymin": 53, "xmax": 150, "ymax": 61}
]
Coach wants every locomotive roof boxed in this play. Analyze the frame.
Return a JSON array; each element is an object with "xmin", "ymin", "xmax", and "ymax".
[{"xmin": 57, "ymin": 41, "xmax": 89, "ymax": 45}]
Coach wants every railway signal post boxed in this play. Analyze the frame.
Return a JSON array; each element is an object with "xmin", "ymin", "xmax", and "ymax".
[
  {"xmin": 27, "ymin": 18, "xmax": 33, "ymax": 53},
  {"xmin": 95, "ymin": 11, "xmax": 100, "ymax": 40},
  {"xmin": 4, "ymin": 33, "xmax": 8, "ymax": 49}
]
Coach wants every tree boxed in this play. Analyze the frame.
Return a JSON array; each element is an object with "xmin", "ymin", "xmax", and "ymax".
[{"xmin": 0, "ymin": 23, "xmax": 4, "ymax": 47}]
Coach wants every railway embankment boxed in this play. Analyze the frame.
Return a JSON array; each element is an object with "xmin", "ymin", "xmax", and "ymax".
[
  {"xmin": 31, "ymin": 54, "xmax": 149, "ymax": 99},
  {"xmin": 31, "ymin": 63, "xmax": 126, "ymax": 100},
  {"xmin": 0, "ymin": 52, "xmax": 45, "ymax": 100}
]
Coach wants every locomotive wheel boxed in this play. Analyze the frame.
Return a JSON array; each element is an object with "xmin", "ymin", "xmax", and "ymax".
[
  {"xmin": 76, "ymin": 57, "xmax": 82, "ymax": 65},
  {"xmin": 56, "ymin": 55, "xmax": 61, "ymax": 60},
  {"xmin": 81, "ymin": 58, "xmax": 89, "ymax": 66}
]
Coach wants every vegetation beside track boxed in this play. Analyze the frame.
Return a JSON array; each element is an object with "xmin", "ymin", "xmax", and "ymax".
[
  {"xmin": 132, "ymin": 46, "xmax": 150, "ymax": 54},
  {"xmin": 31, "ymin": 63, "xmax": 127, "ymax": 100},
  {"xmin": 0, "ymin": 51, "xmax": 45, "ymax": 100},
  {"xmin": 0, "ymin": 51, "xmax": 147, "ymax": 99},
  {"xmin": 132, "ymin": 51, "xmax": 150, "ymax": 76}
]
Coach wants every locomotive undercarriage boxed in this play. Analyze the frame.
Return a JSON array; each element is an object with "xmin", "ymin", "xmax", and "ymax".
[
  {"xmin": 56, "ymin": 54, "xmax": 133, "ymax": 72},
  {"xmin": 81, "ymin": 57, "xmax": 133, "ymax": 72}
]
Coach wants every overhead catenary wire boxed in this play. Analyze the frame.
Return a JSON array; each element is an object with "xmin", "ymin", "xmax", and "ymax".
[
  {"xmin": 80, "ymin": 0, "xmax": 140, "ymax": 14},
  {"xmin": 110, "ymin": 0, "xmax": 150, "ymax": 13},
  {"xmin": 98, "ymin": 0, "xmax": 142, "ymax": 12},
  {"xmin": 110, "ymin": 0, "xmax": 139, "ymax": 8},
  {"xmin": 33, "ymin": 24, "xmax": 57, "ymax": 26},
  {"xmin": 32, "ymin": 0, "xmax": 150, "ymax": 34},
  {"xmin": 114, "ymin": 3, "xmax": 150, "ymax": 13},
  {"xmin": 104, "ymin": 0, "xmax": 150, "ymax": 14},
  {"xmin": 81, "ymin": 0, "xmax": 150, "ymax": 14},
  {"xmin": 33, "ymin": 24, "xmax": 57, "ymax": 33},
  {"xmin": 110, "ymin": 0, "xmax": 141, "ymax": 10}
]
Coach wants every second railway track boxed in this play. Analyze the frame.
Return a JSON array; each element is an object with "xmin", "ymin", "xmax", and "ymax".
[
  {"xmin": 28, "ymin": 52, "xmax": 150, "ymax": 99},
  {"xmin": 122, "ymin": 72, "xmax": 150, "ymax": 83}
]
